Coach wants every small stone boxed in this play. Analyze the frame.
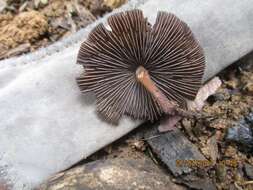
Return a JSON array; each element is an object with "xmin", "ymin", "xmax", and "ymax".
[
  {"xmin": 34, "ymin": 0, "xmax": 48, "ymax": 8},
  {"xmin": 103, "ymin": 0, "xmax": 127, "ymax": 9},
  {"xmin": 210, "ymin": 119, "xmax": 229, "ymax": 129},
  {"xmin": 208, "ymin": 92, "xmax": 226, "ymax": 102},
  {"xmin": 244, "ymin": 82, "xmax": 253, "ymax": 93},
  {"xmin": 0, "ymin": 0, "xmax": 6, "ymax": 12},
  {"xmin": 240, "ymin": 71, "xmax": 253, "ymax": 93},
  {"xmin": 126, "ymin": 139, "xmax": 146, "ymax": 151},
  {"xmin": 245, "ymin": 112, "xmax": 253, "ymax": 125},
  {"xmin": 207, "ymin": 88, "xmax": 231, "ymax": 103},
  {"xmin": 244, "ymin": 163, "xmax": 253, "ymax": 180},
  {"xmin": 81, "ymin": 0, "xmax": 111, "ymax": 16},
  {"xmin": 192, "ymin": 122, "xmax": 203, "ymax": 137},
  {"xmin": 215, "ymin": 130, "xmax": 224, "ymax": 142},
  {"xmin": 216, "ymin": 163, "xmax": 227, "ymax": 182},
  {"xmin": 248, "ymin": 157, "xmax": 253, "ymax": 166},
  {"xmin": 40, "ymin": 0, "xmax": 48, "ymax": 5},
  {"xmin": 226, "ymin": 112, "xmax": 253, "ymax": 152},
  {"xmin": 201, "ymin": 135, "xmax": 218, "ymax": 162},
  {"xmin": 224, "ymin": 146, "xmax": 237, "ymax": 158},
  {"xmin": 182, "ymin": 118, "xmax": 192, "ymax": 129},
  {"xmin": 225, "ymin": 79, "xmax": 238, "ymax": 89},
  {"xmin": 181, "ymin": 118, "xmax": 197, "ymax": 141}
]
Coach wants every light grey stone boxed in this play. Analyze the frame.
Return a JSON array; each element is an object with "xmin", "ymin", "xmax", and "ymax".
[{"xmin": 36, "ymin": 158, "xmax": 185, "ymax": 190}]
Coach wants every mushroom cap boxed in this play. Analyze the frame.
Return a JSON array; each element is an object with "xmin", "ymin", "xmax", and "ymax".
[{"xmin": 76, "ymin": 9, "xmax": 205, "ymax": 123}]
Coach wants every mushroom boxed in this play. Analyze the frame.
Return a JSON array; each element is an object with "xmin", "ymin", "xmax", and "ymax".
[{"xmin": 76, "ymin": 9, "xmax": 205, "ymax": 124}]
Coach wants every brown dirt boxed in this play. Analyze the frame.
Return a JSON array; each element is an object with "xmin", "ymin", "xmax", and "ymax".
[
  {"xmin": 0, "ymin": 0, "xmax": 127, "ymax": 60},
  {"xmin": 0, "ymin": 11, "xmax": 48, "ymax": 51}
]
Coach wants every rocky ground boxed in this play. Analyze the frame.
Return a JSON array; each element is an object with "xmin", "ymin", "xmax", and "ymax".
[
  {"xmin": 59, "ymin": 53, "xmax": 252, "ymax": 190},
  {"xmin": 1, "ymin": 1, "xmax": 253, "ymax": 190},
  {"xmin": 38, "ymin": 54, "xmax": 253, "ymax": 190}
]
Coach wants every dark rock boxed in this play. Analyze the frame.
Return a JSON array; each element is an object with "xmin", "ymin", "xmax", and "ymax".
[
  {"xmin": 245, "ymin": 111, "xmax": 253, "ymax": 125},
  {"xmin": 226, "ymin": 111, "xmax": 253, "ymax": 153},
  {"xmin": 36, "ymin": 158, "xmax": 185, "ymax": 190},
  {"xmin": 237, "ymin": 52, "xmax": 253, "ymax": 72},
  {"xmin": 145, "ymin": 127, "xmax": 206, "ymax": 176},
  {"xmin": 177, "ymin": 175, "xmax": 216, "ymax": 190},
  {"xmin": 207, "ymin": 89, "xmax": 230, "ymax": 103},
  {"xmin": 244, "ymin": 163, "xmax": 253, "ymax": 180}
]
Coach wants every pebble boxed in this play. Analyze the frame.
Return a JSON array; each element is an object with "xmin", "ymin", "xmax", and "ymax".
[{"xmin": 226, "ymin": 112, "xmax": 253, "ymax": 152}]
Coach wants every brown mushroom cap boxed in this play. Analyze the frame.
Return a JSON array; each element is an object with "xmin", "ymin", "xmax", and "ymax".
[{"xmin": 76, "ymin": 9, "xmax": 205, "ymax": 124}]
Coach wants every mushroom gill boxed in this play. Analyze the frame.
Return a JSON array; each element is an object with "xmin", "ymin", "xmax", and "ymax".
[{"xmin": 76, "ymin": 9, "xmax": 205, "ymax": 124}]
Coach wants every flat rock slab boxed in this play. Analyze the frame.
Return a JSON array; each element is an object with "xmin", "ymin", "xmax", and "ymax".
[
  {"xmin": 0, "ymin": 0, "xmax": 253, "ymax": 189},
  {"xmin": 145, "ymin": 127, "xmax": 216, "ymax": 190},
  {"xmin": 36, "ymin": 158, "xmax": 185, "ymax": 190},
  {"xmin": 145, "ymin": 128, "xmax": 205, "ymax": 176}
]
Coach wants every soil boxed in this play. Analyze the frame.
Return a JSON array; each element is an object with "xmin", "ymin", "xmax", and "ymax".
[{"xmin": 0, "ymin": 0, "xmax": 126, "ymax": 59}]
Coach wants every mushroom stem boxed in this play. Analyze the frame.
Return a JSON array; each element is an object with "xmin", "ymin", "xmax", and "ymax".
[
  {"xmin": 136, "ymin": 66, "xmax": 199, "ymax": 118},
  {"xmin": 136, "ymin": 66, "xmax": 177, "ymax": 114}
]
